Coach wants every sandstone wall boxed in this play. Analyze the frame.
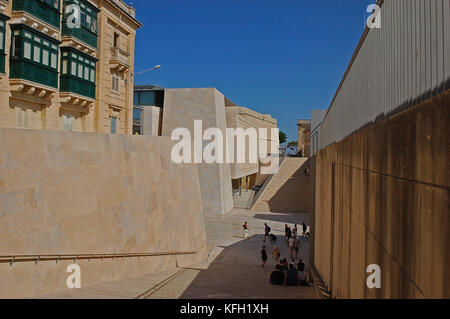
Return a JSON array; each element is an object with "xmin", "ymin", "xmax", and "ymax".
[
  {"xmin": 0, "ymin": 129, "xmax": 207, "ymax": 298},
  {"xmin": 313, "ymin": 91, "xmax": 449, "ymax": 298}
]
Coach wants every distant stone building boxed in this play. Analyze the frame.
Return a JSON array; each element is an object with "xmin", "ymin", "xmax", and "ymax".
[
  {"xmin": 297, "ymin": 119, "xmax": 311, "ymax": 157},
  {"xmin": 0, "ymin": 0, "xmax": 142, "ymax": 134}
]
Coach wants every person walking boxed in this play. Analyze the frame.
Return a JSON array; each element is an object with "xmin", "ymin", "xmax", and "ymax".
[
  {"xmin": 261, "ymin": 246, "xmax": 268, "ymax": 268},
  {"xmin": 288, "ymin": 235, "xmax": 296, "ymax": 259},
  {"xmin": 302, "ymin": 222, "xmax": 308, "ymax": 236},
  {"xmin": 272, "ymin": 245, "xmax": 280, "ymax": 263},
  {"xmin": 243, "ymin": 221, "xmax": 249, "ymax": 240},
  {"xmin": 294, "ymin": 235, "xmax": 301, "ymax": 259},
  {"xmin": 263, "ymin": 223, "xmax": 271, "ymax": 242},
  {"xmin": 284, "ymin": 224, "xmax": 289, "ymax": 242},
  {"xmin": 286, "ymin": 227, "xmax": 292, "ymax": 246}
]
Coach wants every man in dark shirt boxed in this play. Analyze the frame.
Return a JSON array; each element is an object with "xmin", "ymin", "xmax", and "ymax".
[{"xmin": 269, "ymin": 265, "xmax": 285, "ymax": 285}]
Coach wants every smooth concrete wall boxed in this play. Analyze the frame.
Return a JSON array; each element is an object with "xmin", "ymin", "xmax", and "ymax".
[
  {"xmin": 0, "ymin": 129, "xmax": 207, "ymax": 298},
  {"xmin": 162, "ymin": 88, "xmax": 233, "ymax": 216},
  {"xmin": 313, "ymin": 91, "xmax": 449, "ymax": 298}
]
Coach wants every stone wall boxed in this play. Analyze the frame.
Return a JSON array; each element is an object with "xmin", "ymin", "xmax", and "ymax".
[
  {"xmin": 162, "ymin": 88, "xmax": 234, "ymax": 216},
  {"xmin": 313, "ymin": 91, "xmax": 449, "ymax": 298},
  {"xmin": 0, "ymin": 129, "xmax": 207, "ymax": 298}
]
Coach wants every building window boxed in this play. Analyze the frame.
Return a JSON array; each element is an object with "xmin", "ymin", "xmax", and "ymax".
[
  {"xmin": 63, "ymin": 0, "xmax": 98, "ymax": 34},
  {"xmin": 11, "ymin": 26, "xmax": 59, "ymax": 70},
  {"xmin": 110, "ymin": 117, "xmax": 117, "ymax": 134},
  {"xmin": 112, "ymin": 76, "xmax": 119, "ymax": 91},
  {"xmin": 0, "ymin": 18, "xmax": 5, "ymax": 73},
  {"xmin": 16, "ymin": 108, "xmax": 29, "ymax": 129},
  {"xmin": 133, "ymin": 107, "xmax": 143, "ymax": 135},
  {"xmin": 60, "ymin": 48, "xmax": 97, "ymax": 83},
  {"xmin": 63, "ymin": 114, "xmax": 73, "ymax": 132},
  {"xmin": 113, "ymin": 32, "xmax": 119, "ymax": 48},
  {"xmin": 139, "ymin": 91, "xmax": 156, "ymax": 106},
  {"xmin": 41, "ymin": 0, "xmax": 59, "ymax": 9}
]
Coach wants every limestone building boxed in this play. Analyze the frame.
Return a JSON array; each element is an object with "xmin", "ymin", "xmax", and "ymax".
[
  {"xmin": 0, "ymin": 0, "xmax": 141, "ymax": 134},
  {"xmin": 297, "ymin": 119, "xmax": 311, "ymax": 157}
]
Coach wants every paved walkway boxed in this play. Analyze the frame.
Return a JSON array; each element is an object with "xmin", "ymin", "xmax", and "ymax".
[{"xmin": 39, "ymin": 209, "xmax": 316, "ymax": 299}]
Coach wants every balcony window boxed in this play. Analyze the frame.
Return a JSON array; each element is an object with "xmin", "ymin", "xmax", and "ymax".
[
  {"xmin": 62, "ymin": 0, "xmax": 99, "ymax": 48},
  {"xmin": 61, "ymin": 49, "xmax": 96, "ymax": 83},
  {"xmin": 133, "ymin": 107, "xmax": 143, "ymax": 135},
  {"xmin": 10, "ymin": 24, "xmax": 60, "ymax": 88},
  {"xmin": 59, "ymin": 46, "xmax": 98, "ymax": 99},
  {"xmin": 12, "ymin": 0, "xmax": 61, "ymax": 28},
  {"xmin": 0, "ymin": 17, "xmax": 5, "ymax": 74},
  {"xmin": 41, "ymin": 0, "xmax": 59, "ymax": 9},
  {"xmin": 12, "ymin": 29, "xmax": 59, "ymax": 70}
]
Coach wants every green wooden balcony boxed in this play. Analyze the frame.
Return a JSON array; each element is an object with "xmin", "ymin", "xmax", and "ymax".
[
  {"xmin": 61, "ymin": 23, "xmax": 97, "ymax": 48},
  {"xmin": 10, "ymin": 59, "xmax": 58, "ymax": 88},
  {"xmin": 12, "ymin": 0, "xmax": 61, "ymax": 29},
  {"xmin": 0, "ymin": 52, "xmax": 5, "ymax": 74},
  {"xmin": 60, "ymin": 75, "xmax": 95, "ymax": 99}
]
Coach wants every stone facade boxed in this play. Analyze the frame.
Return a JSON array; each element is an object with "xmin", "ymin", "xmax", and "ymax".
[
  {"xmin": 312, "ymin": 90, "xmax": 449, "ymax": 298},
  {"xmin": 0, "ymin": 128, "xmax": 207, "ymax": 298},
  {"xmin": 0, "ymin": 0, "xmax": 140, "ymax": 134},
  {"xmin": 297, "ymin": 120, "xmax": 311, "ymax": 157}
]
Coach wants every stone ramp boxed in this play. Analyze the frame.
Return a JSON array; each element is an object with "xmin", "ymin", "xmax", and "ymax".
[{"xmin": 252, "ymin": 158, "xmax": 311, "ymax": 212}]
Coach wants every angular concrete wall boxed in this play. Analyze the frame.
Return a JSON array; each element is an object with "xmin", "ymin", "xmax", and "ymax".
[
  {"xmin": 313, "ymin": 91, "xmax": 449, "ymax": 298},
  {"xmin": 0, "ymin": 129, "xmax": 207, "ymax": 298},
  {"xmin": 162, "ymin": 88, "xmax": 233, "ymax": 215}
]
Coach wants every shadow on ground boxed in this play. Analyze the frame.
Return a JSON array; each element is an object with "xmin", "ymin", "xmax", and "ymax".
[{"xmin": 179, "ymin": 231, "xmax": 315, "ymax": 299}]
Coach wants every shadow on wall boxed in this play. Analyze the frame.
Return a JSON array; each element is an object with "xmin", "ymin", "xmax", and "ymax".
[{"xmin": 267, "ymin": 160, "xmax": 313, "ymax": 213}]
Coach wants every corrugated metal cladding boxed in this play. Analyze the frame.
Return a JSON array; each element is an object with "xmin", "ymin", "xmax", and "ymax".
[{"xmin": 320, "ymin": 0, "xmax": 450, "ymax": 149}]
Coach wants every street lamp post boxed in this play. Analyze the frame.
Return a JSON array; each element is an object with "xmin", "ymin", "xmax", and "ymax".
[{"xmin": 134, "ymin": 64, "xmax": 161, "ymax": 76}]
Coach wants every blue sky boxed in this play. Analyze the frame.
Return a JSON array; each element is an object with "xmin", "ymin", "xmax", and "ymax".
[{"xmin": 132, "ymin": 0, "xmax": 375, "ymax": 141}]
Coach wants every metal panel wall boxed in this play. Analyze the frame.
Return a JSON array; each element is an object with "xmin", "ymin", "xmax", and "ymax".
[{"xmin": 320, "ymin": 0, "xmax": 450, "ymax": 149}]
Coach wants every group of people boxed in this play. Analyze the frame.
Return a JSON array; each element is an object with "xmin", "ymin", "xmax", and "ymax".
[{"xmin": 269, "ymin": 259, "xmax": 309, "ymax": 286}]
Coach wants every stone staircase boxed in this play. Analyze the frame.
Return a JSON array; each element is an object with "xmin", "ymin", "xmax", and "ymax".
[
  {"xmin": 251, "ymin": 158, "xmax": 311, "ymax": 212},
  {"xmin": 233, "ymin": 190, "xmax": 255, "ymax": 209}
]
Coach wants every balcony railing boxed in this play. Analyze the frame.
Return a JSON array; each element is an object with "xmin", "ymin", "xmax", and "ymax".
[{"xmin": 110, "ymin": 46, "xmax": 130, "ymax": 71}]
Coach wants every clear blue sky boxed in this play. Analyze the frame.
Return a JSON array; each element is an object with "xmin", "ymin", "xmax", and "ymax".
[{"xmin": 132, "ymin": 0, "xmax": 375, "ymax": 142}]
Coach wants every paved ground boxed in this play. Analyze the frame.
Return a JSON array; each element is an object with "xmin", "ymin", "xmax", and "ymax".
[{"xmin": 39, "ymin": 209, "xmax": 316, "ymax": 299}]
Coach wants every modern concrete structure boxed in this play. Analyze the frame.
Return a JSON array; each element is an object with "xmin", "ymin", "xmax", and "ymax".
[
  {"xmin": 162, "ymin": 88, "xmax": 234, "ymax": 216},
  {"xmin": 297, "ymin": 119, "xmax": 311, "ymax": 157},
  {"xmin": 226, "ymin": 106, "xmax": 278, "ymax": 194},
  {"xmin": 310, "ymin": 110, "xmax": 326, "ymax": 156},
  {"xmin": 132, "ymin": 84, "xmax": 164, "ymax": 136},
  {"xmin": 0, "ymin": 0, "xmax": 141, "ymax": 134},
  {"xmin": 311, "ymin": 0, "xmax": 449, "ymax": 299},
  {"xmin": 132, "ymin": 86, "xmax": 279, "ymax": 215}
]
